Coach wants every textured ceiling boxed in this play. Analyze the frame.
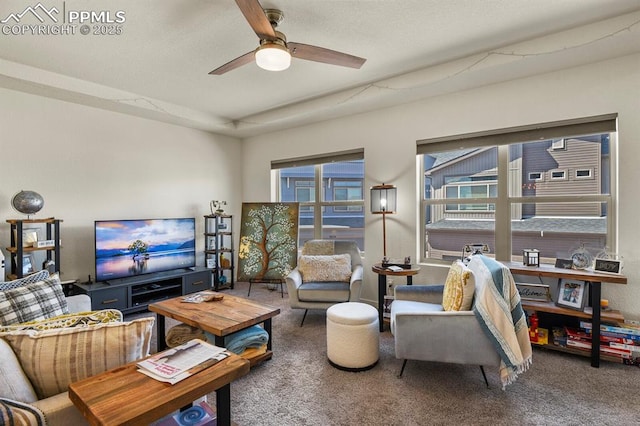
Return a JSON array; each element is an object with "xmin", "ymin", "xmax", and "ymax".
[{"xmin": 1, "ymin": 0, "xmax": 639, "ymax": 137}]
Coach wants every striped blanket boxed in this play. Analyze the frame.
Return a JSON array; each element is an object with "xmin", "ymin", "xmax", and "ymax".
[{"xmin": 469, "ymin": 255, "xmax": 532, "ymax": 389}]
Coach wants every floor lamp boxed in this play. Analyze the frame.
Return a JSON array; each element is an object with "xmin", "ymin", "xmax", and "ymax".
[{"xmin": 370, "ymin": 183, "xmax": 397, "ymax": 262}]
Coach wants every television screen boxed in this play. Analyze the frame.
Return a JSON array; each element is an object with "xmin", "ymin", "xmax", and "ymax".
[{"xmin": 95, "ymin": 218, "xmax": 196, "ymax": 282}]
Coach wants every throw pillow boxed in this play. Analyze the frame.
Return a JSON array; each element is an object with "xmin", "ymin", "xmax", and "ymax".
[
  {"xmin": 0, "ymin": 309, "xmax": 123, "ymax": 333},
  {"xmin": 298, "ymin": 254, "xmax": 352, "ymax": 283},
  {"xmin": 0, "ymin": 317, "xmax": 154, "ymax": 399},
  {"xmin": 442, "ymin": 260, "xmax": 475, "ymax": 311},
  {"xmin": 0, "ymin": 398, "xmax": 46, "ymax": 426},
  {"xmin": 0, "ymin": 273, "xmax": 68, "ymax": 325},
  {"xmin": 0, "ymin": 270, "xmax": 50, "ymax": 291}
]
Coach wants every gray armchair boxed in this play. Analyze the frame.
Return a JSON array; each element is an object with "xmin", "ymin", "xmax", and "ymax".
[
  {"xmin": 286, "ymin": 240, "xmax": 363, "ymax": 326},
  {"xmin": 391, "ymin": 266, "xmax": 501, "ymax": 386}
]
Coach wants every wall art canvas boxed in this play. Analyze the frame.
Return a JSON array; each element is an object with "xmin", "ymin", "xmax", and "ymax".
[{"xmin": 237, "ymin": 202, "xmax": 299, "ymax": 282}]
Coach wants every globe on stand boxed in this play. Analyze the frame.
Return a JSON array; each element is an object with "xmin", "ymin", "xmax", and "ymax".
[{"xmin": 11, "ymin": 190, "xmax": 44, "ymax": 219}]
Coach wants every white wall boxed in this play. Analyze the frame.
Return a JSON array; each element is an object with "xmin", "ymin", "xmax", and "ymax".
[
  {"xmin": 242, "ymin": 53, "xmax": 640, "ymax": 320},
  {"xmin": 0, "ymin": 88, "xmax": 242, "ymax": 282}
]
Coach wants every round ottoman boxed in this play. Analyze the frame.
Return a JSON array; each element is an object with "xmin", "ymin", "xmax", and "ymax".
[{"xmin": 326, "ymin": 302, "xmax": 379, "ymax": 371}]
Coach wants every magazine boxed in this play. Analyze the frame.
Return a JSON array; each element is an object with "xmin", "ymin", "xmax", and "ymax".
[
  {"xmin": 137, "ymin": 339, "xmax": 229, "ymax": 385},
  {"xmin": 182, "ymin": 291, "xmax": 224, "ymax": 303}
]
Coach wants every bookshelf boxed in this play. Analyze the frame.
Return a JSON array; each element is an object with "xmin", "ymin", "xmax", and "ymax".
[{"xmin": 504, "ymin": 261, "xmax": 627, "ymax": 367}]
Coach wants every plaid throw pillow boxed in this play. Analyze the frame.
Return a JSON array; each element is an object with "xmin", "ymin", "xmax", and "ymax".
[
  {"xmin": 0, "ymin": 273, "xmax": 68, "ymax": 325},
  {"xmin": 0, "ymin": 270, "xmax": 50, "ymax": 291}
]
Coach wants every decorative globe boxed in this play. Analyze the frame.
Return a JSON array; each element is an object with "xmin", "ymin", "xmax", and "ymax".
[{"xmin": 11, "ymin": 190, "xmax": 44, "ymax": 216}]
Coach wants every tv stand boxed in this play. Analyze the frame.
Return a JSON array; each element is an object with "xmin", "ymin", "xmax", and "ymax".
[{"xmin": 74, "ymin": 267, "xmax": 211, "ymax": 314}]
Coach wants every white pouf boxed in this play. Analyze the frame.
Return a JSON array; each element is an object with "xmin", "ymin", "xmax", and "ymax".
[{"xmin": 326, "ymin": 302, "xmax": 379, "ymax": 371}]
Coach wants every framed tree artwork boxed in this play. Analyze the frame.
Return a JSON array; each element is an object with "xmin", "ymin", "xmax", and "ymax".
[{"xmin": 237, "ymin": 202, "xmax": 299, "ymax": 282}]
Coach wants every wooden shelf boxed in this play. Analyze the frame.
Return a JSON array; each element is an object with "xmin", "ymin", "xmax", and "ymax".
[
  {"xmin": 243, "ymin": 350, "xmax": 273, "ymax": 368},
  {"xmin": 6, "ymin": 217, "xmax": 61, "ymax": 225},
  {"xmin": 532, "ymin": 342, "xmax": 626, "ymax": 363},
  {"xmin": 521, "ymin": 300, "xmax": 624, "ymax": 324},
  {"xmin": 6, "ymin": 245, "xmax": 60, "ymax": 254}
]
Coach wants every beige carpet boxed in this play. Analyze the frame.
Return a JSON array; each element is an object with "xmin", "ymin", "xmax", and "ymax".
[{"xmin": 131, "ymin": 282, "xmax": 640, "ymax": 426}]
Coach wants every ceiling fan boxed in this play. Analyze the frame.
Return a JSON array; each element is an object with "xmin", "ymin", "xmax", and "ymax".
[{"xmin": 209, "ymin": 0, "xmax": 366, "ymax": 75}]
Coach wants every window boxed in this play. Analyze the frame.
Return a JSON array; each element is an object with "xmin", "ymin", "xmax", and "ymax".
[
  {"xmin": 551, "ymin": 138, "xmax": 566, "ymax": 150},
  {"xmin": 418, "ymin": 114, "xmax": 616, "ymax": 264},
  {"xmin": 273, "ymin": 150, "xmax": 365, "ymax": 250},
  {"xmin": 576, "ymin": 169, "xmax": 593, "ymax": 179},
  {"xmin": 444, "ymin": 176, "xmax": 497, "ymax": 212},
  {"xmin": 333, "ymin": 180, "xmax": 363, "ymax": 212},
  {"xmin": 528, "ymin": 172, "xmax": 542, "ymax": 181}
]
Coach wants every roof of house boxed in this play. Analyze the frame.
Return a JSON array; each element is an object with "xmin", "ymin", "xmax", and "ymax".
[{"xmin": 426, "ymin": 217, "xmax": 606, "ymax": 234}]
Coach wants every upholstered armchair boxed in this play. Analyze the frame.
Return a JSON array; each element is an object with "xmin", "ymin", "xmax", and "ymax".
[
  {"xmin": 391, "ymin": 255, "xmax": 532, "ymax": 388},
  {"xmin": 392, "ymin": 256, "xmax": 515, "ymax": 387},
  {"xmin": 286, "ymin": 240, "xmax": 363, "ymax": 326}
]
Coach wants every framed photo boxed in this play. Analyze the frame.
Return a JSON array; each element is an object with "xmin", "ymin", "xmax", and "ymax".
[
  {"xmin": 554, "ymin": 258, "xmax": 573, "ymax": 269},
  {"xmin": 556, "ymin": 279, "xmax": 588, "ymax": 311},
  {"xmin": 22, "ymin": 255, "xmax": 35, "ymax": 275},
  {"xmin": 516, "ymin": 283, "xmax": 552, "ymax": 302},
  {"xmin": 206, "ymin": 258, "xmax": 216, "ymax": 269}
]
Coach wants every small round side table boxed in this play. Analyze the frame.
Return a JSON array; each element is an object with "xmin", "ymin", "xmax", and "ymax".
[{"xmin": 371, "ymin": 264, "xmax": 420, "ymax": 332}]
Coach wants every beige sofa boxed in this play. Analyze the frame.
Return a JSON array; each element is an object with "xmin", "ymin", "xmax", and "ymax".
[
  {"xmin": 0, "ymin": 294, "xmax": 92, "ymax": 425},
  {"xmin": 0, "ymin": 293, "xmax": 154, "ymax": 426}
]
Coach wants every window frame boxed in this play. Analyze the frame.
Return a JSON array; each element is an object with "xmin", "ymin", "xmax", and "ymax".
[
  {"xmin": 417, "ymin": 114, "xmax": 617, "ymax": 264},
  {"xmin": 272, "ymin": 149, "xmax": 365, "ymax": 248}
]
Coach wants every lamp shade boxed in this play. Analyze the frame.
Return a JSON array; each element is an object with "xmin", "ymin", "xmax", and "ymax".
[
  {"xmin": 255, "ymin": 42, "xmax": 291, "ymax": 71},
  {"xmin": 370, "ymin": 184, "xmax": 397, "ymax": 214}
]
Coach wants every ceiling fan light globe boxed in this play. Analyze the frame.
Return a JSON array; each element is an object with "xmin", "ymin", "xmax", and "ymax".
[{"xmin": 255, "ymin": 43, "xmax": 291, "ymax": 71}]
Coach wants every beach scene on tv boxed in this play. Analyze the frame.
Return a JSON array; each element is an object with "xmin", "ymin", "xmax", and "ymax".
[{"xmin": 95, "ymin": 218, "xmax": 196, "ymax": 282}]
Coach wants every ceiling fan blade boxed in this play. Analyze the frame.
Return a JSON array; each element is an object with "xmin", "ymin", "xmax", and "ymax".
[
  {"xmin": 209, "ymin": 51, "xmax": 255, "ymax": 75},
  {"xmin": 288, "ymin": 42, "xmax": 366, "ymax": 69},
  {"xmin": 235, "ymin": 0, "xmax": 276, "ymax": 41}
]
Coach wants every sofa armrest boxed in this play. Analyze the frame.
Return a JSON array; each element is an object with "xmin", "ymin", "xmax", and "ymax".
[
  {"xmin": 32, "ymin": 392, "xmax": 89, "ymax": 426},
  {"xmin": 348, "ymin": 265, "xmax": 363, "ymax": 301},
  {"xmin": 285, "ymin": 268, "xmax": 302, "ymax": 305},
  {"xmin": 394, "ymin": 284, "xmax": 444, "ymax": 304},
  {"xmin": 66, "ymin": 294, "xmax": 92, "ymax": 313}
]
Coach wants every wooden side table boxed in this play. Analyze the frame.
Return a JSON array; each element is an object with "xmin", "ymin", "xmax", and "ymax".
[
  {"xmin": 372, "ymin": 264, "xmax": 420, "ymax": 332},
  {"xmin": 69, "ymin": 353, "xmax": 249, "ymax": 426}
]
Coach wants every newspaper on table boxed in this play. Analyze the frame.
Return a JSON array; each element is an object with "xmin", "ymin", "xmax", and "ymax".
[{"xmin": 137, "ymin": 339, "xmax": 229, "ymax": 385}]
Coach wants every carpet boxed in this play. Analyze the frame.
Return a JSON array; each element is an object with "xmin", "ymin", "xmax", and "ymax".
[{"xmin": 132, "ymin": 282, "xmax": 640, "ymax": 426}]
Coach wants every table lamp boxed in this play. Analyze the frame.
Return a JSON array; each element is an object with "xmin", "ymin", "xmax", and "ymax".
[{"xmin": 370, "ymin": 183, "xmax": 397, "ymax": 261}]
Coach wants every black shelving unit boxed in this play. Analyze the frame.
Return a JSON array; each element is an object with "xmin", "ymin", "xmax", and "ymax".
[
  {"xmin": 204, "ymin": 214, "xmax": 234, "ymax": 290},
  {"xmin": 6, "ymin": 217, "xmax": 61, "ymax": 280}
]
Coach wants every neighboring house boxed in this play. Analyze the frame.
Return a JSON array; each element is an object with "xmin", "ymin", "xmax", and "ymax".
[{"xmin": 424, "ymin": 136, "xmax": 609, "ymax": 261}]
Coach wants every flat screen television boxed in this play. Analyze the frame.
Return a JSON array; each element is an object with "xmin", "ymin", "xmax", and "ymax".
[{"xmin": 95, "ymin": 218, "xmax": 196, "ymax": 282}]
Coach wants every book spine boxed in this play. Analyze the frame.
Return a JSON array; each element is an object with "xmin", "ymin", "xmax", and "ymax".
[
  {"xmin": 580, "ymin": 321, "xmax": 640, "ymax": 336},
  {"xmin": 609, "ymin": 342, "xmax": 640, "ymax": 353}
]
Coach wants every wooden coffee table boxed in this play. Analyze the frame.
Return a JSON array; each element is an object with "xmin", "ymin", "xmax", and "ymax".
[
  {"xmin": 69, "ymin": 352, "xmax": 249, "ymax": 426},
  {"xmin": 149, "ymin": 292, "xmax": 280, "ymax": 366}
]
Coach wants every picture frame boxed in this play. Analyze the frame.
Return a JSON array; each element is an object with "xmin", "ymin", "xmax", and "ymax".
[
  {"xmin": 205, "ymin": 258, "xmax": 216, "ymax": 269},
  {"xmin": 554, "ymin": 258, "xmax": 573, "ymax": 269},
  {"xmin": 22, "ymin": 255, "xmax": 35, "ymax": 275},
  {"xmin": 516, "ymin": 283, "xmax": 552, "ymax": 302},
  {"xmin": 556, "ymin": 279, "xmax": 588, "ymax": 311}
]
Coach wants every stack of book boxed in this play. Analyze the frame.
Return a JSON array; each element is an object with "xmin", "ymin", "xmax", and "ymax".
[{"xmin": 563, "ymin": 321, "xmax": 640, "ymax": 365}]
